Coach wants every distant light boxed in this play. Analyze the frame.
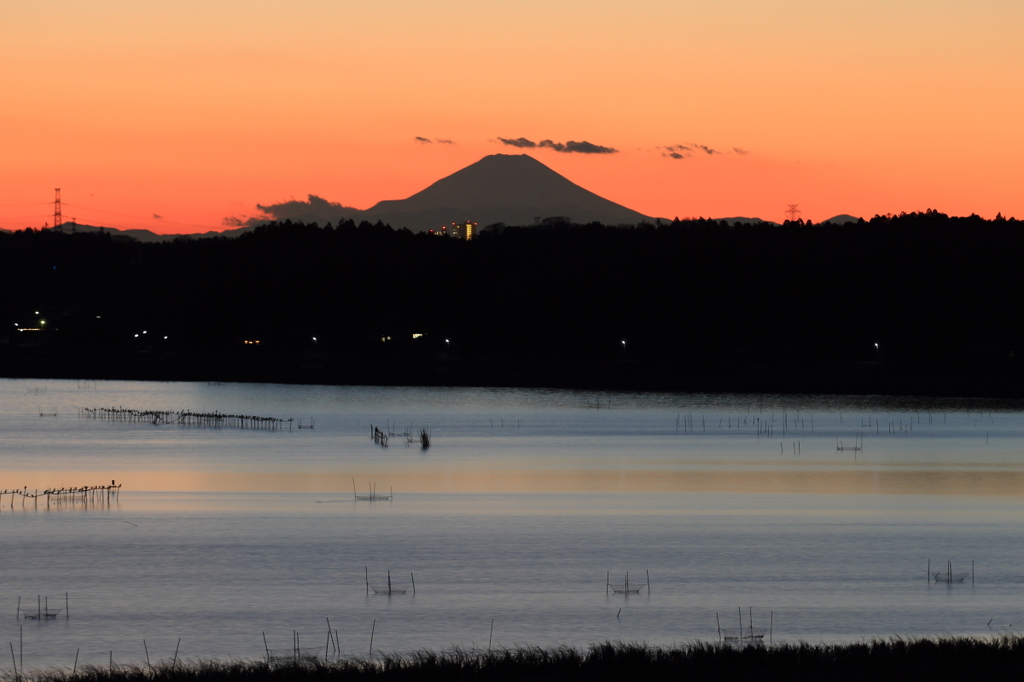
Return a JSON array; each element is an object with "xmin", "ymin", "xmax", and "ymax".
[
  {"xmin": 142, "ymin": 330, "xmax": 147, "ymax": 334},
  {"xmin": 13, "ymin": 323, "xmax": 17, "ymax": 327},
  {"xmin": 163, "ymin": 336, "xmax": 168, "ymax": 340},
  {"xmin": 34, "ymin": 311, "xmax": 39, "ymax": 315},
  {"xmin": 40, "ymin": 320, "xmax": 45, "ymax": 325},
  {"xmin": 412, "ymin": 333, "xmax": 423, "ymax": 339},
  {"xmin": 134, "ymin": 334, "xmax": 139, "ymax": 338},
  {"xmin": 313, "ymin": 337, "xmax": 317, "ymax": 341},
  {"xmin": 621, "ymin": 340, "xmax": 626, "ymax": 345}
]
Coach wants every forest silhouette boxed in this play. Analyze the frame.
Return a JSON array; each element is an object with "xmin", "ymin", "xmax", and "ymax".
[{"xmin": 2, "ymin": 210, "xmax": 1022, "ymax": 396}]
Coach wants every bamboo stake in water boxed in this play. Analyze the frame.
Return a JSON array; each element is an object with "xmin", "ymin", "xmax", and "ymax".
[
  {"xmin": 263, "ymin": 632, "xmax": 270, "ymax": 663},
  {"xmin": 10, "ymin": 642, "xmax": 17, "ymax": 682},
  {"xmin": 15, "ymin": 596, "xmax": 19, "ymax": 620},
  {"xmin": 365, "ymin": 566, "xmax": 369, "ymax": 595},
  {"xmin": 488, "ymin": 618, "xmax": 494, "ymax": 651},
  {"xmin": 647, "ymin": 570, "xmax": 651, "ymax": 594},
  {"xmin": 73, "ymin": 648, "xmax": 79, "ymax": 677},
  {"xmin": 411, "ymin": 572, "xmax": 416, "ymax": 595},
  {"xmin": 66, "ymin": 592, "xmax": 69, "ymax": 619},
  {"xmin": 173, "ymin": 638, "xmax": 180, "ymax": 668},
  {"xmin": 144, "ymin": 639, "xmax": 151, "ymax": 670},
  {"xmin": 369, "ymin": 619, "xmax": 376, "ymax": 655},
  {"xmin": 716, "ymin": 612, "xmax": 721, "ymax": 641}
]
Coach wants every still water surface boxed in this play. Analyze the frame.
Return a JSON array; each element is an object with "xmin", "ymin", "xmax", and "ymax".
[{"xmin": 1, "ymin": 380, "xmax": 1022, "ymax": 670}]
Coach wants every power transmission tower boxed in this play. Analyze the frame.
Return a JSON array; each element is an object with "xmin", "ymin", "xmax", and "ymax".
[
  {"xmin": 785, "ymin": 204, "xmax": 801, "ymax": 222},
  {"xmin": 53, "ymin": 188, "xmax": 63, "ymax": 230}
]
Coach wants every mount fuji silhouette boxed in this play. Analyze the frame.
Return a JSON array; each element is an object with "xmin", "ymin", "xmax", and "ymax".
[{"xmin": 357, "ymin": 153, "xmax": 653, "ymax": 231}]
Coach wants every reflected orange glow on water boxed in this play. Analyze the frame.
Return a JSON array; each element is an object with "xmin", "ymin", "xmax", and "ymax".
[{"xmin": 4, "ymin": 467, "xmax": 1022, "ymax": 498}]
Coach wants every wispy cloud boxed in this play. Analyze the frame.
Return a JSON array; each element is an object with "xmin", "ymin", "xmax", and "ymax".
[
  {"xmin": 660, "ymin": 143, "xmax": 746, "ymax": 159},
  {"xmin": 415, "ymin": 136, "xmax": 456, "ymax": 144},
  {"xmin": 498, "ymin": 136, "xmax": 617, "ymax": 154},
  {"xmin": 436, "ymin": 139, "xmax": 455, "ymax": 144},
  {"xmin": 153, "ymin": 213, "xmax": 163, "ymax": 219},
  {"xmin": 498, "ymin": 137, "xmax": 537, "ymax": 148}
]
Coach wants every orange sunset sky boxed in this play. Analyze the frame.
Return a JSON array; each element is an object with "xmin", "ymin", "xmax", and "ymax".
[{"xmin": 2, "ymin": 1, "xmax": 1022, "ymax": 234}]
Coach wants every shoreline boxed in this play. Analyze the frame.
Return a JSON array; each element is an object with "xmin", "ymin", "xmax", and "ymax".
[
  {"xmin": 18, "ymin": 637, "xmax": 1024, "ymax": 682},
  {"xmin": 4, "ymin": 351, "xmax": 1024, "ymax": 400}
]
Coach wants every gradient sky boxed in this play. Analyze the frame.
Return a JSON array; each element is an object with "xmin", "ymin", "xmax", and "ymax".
[{"xmin": 2, "ymin": 1, "xmax": 1022, "ymax": 233}]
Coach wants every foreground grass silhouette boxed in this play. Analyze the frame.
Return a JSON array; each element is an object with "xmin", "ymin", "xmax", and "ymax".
[{"xmin": 27, "ymin": 638, "xmax": 1024, "ymax": 682}]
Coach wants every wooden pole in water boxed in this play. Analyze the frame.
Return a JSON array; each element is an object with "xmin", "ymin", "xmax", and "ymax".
[
  {"xmin": 388, "ymin": 570, "xmax": 392, "ymax": 595},
  {"xmin": 144, "ymin": 639, "xmax": 151, "ymax": 669},
  {"xmin": 770, "ymin": 611, "xmax": 773, "ymax": 646},
  {"xmin": 263, "ymin": 632, "xmax": 270, "ymax": 662},
  {"xmin": 973, "ymin": 560, "xmax": 975, "ymax": 584},
  {"xmin": 369, "ymin": 619, "xmax": 375, "ymax": 655},
  {"xmin": 716, "ymin": 612, "xmax": 721, "ymax": 641},
  {"xmin": 73, "ymin": 648, "xmax": 79, "ymax": 676},
  {"xmin": 606, "ymin": 571, "xmax": 609, "ymax": 595},
  {"xmin": 365, "ymin": 566, "xmax": 369, "ymax": 594},
  {"xmin": 647, "ymin": 570, "xmax": 650, "ymax": 594},
  {"xmin": 488, "ymin": 618, "xmax": 494, "ymax": 651},
  {"xmin": 10, "ymin": 642, "xmax": 17, "ymax": 682},
  {"xmin": 37, "ymin": 596, "xmax": 40, "ymax": 620},
  {"xmin": 927, "ymin": 558, "xmax": 930, "ymax": 581},
  {"xmin": 326, "ymin": 617, "xmax": 334, "ymax": 653},
  {"xmin": 66, "ymin": 592, "xmax": 69, "ymax": 619},
  {"xmin": 16, "ymin": 596, "xmax": 19, "ymax": 619},
  {"xmin": 411, "ymin": 572, "xmax": 416, "ymax": 595},
  {"xmin": 173, "ymin": 638, "xmax": 180, "ymax": 668},
  {"xmin": 738, "ymin": 607, "xmax": 742, "ymax": 641}
]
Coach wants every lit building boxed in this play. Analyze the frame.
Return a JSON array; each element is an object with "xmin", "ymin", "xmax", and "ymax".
[{"xmin": 451, "ymin": 221, "xmax": 477, "ymax": 240}]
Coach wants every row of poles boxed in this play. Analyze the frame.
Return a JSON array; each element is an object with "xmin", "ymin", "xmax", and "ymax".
[
  {"xmin": 2, "ymin": 483, "xmax": 120, "ymax": 509},
  {"xmin": 80, "ymin": 407, "xmax": 292, "ymax": 430},
  {"xmin": 10, "ymin": 634, "xmax": 180, "ymax": 682}
]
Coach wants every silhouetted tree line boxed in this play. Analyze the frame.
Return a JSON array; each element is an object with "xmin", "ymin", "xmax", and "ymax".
[{"xmin": 2, "ymin": 210, "xmax": 1023, "ymax": 389}]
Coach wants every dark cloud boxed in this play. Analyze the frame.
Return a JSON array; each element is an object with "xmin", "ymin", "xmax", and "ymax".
[
  {"xmin": 153, "ymin": 213, "xmax": 163, "ymax": 219},
  {"xmin": 436, "ymin": 139, "xmax": 455, "ymax": 144},
  {"xmin": 539, "ymin": 139, "xmax": 618, "ymax": 154},
  {"xmin": 498, "ymin": 137, "xmax": 538, "ymax": 148},
  {"xmin": 499, "ymin": 137, "xmax": 617, "ymax": 154},
  {"xmin": 660, "ymin": 144, "xmax": 692, "ymax": 159},
  {"xmin": 659, "ymin": 143, "xmax": 745, "ymax": 159},
  {"xmin": 223, "ymin": 194, "xmax": 358, "ymax": 228},
  {"xmin": 414, "ymin": 136, "xmax": 432, "ymax": 144}
]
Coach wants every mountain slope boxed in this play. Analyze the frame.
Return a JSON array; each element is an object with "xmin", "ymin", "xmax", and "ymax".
[{"xmin": 361, "ymin": 154, "xmax": 652, "ymax": 231}]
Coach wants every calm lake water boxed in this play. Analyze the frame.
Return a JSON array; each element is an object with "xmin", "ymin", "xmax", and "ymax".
[{"xmin": 1, "ymin": 379, "xmax": 1022, "ymax": 671}]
